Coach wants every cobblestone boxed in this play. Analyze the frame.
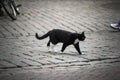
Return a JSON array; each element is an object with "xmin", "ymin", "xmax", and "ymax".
[{"xmin": 0, "ymin": 0, "xmax": 120, "ymax": 80}]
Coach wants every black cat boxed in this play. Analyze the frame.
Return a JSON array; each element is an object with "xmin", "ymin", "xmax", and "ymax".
[{"xmin": 35, "ymin": 29, "xmax": 86, "ymax": 54}]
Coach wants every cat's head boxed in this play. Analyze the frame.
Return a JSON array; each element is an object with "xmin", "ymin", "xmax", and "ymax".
[{"xmin": 78, "ymin": 32, "xmax": 86, "ymax": 41}]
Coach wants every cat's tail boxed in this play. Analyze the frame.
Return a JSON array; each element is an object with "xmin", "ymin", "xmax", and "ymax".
[{"xmin": 35, "ymin": 32, "xmax": 49, "ymax": 40}]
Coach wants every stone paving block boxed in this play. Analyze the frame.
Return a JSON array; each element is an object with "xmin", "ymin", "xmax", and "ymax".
[
  {"xmin": 7, "ymin": 22, "xmax": 26, "ymax": 37},
  {"xmin": 0, "ymin": 60, "xmax": 16, "ymax": 68},
  {"xmin": 0, "ymin": 25, "xmax": 13, "ymax": 38}
]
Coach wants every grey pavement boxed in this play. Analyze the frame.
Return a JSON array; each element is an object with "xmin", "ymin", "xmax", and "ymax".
[{"xmin": 0, "ymin": 0, "xmax": 120, "ymax": 80}]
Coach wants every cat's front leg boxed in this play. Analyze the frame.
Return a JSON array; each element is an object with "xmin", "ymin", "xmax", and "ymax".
[
  {"xmin": 73, "ymin": 43, "xmax": 82, "ymax": 55},
  {"xmin": 47, "ymin": 40, "xmax": 51, "ymax": 52},
  {"xmin": 61, "ymin": 43, "xmax": 68, "ymax": 53}
]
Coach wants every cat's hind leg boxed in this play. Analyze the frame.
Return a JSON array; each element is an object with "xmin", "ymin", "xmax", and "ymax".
[
  {"xmin": 47, "ymin": 40, "xmax": 50, "ymax": 47},
  {"xmin": 51, "ymin": 44, "xmax": 56, "ymax": 52},
  {"xmin": 47, "ymin": 40, "xmax": 57, "ymax": 52},
  {"xmin": 47, "ymin": 40, "xmax": 51, "ymax": 52},
  {"xmin": 51, "ymin": 42, "xmax": 58, "ymax": 52}
]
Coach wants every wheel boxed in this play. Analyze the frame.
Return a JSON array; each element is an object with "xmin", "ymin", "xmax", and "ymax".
[
  {"xmin": 11, "ymin": 0, "xmax": 20, "ymax": 15},
  {"xmin": 2, "ymin": 0, "xmax": 18, "ymax": 20}
]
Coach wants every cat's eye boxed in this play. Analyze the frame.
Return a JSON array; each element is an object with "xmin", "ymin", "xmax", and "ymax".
[{"xmin": 82, "ymin": 37, "xmax": 85, "ymax": 39}]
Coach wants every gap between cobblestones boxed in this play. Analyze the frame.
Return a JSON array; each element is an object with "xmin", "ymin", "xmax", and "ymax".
[{"xmin": 0, "ymin": 55, "xmax": 120, "ymax": 70}]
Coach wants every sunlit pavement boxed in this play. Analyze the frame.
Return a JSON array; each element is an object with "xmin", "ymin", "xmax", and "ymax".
[{"xmin": 0, "ymin": 0, "xmax": 120, "ymax": 80}]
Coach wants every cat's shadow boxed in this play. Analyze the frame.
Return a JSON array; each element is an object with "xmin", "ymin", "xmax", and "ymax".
[{"xmin": 46, "ymin": 51, "xmax": 84, "ymax": 56}]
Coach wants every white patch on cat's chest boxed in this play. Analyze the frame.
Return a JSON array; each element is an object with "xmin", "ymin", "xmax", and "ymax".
[{"xmin": 74, "ymin": 39, "xmax": 80, "ymax": 44}]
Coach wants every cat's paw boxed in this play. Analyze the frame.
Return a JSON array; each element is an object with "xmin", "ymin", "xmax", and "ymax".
[
  {"xmin": 54, "ymin": 49, "xmax": 58, "ymax": 53},
  {"xmin": 53, "ymin": 50, "xmax": 63, "ymax": 54},
  {"xmin": 57, "ymin": 51, "xmax": 63, "ymax": 54},
  {"xmin": 48, "ymin": 49, "xmax": 52, "ymax": 52}
]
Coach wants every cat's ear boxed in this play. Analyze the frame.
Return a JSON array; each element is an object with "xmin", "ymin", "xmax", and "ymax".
[{"xmin": 81, "ymin": 31, "xmax": 85, "ymax": 35}]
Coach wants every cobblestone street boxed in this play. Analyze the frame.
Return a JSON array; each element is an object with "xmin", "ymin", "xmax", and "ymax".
[{"xmin": 0, "ymin": 0, "xmax": 120, "ymax": 80}]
